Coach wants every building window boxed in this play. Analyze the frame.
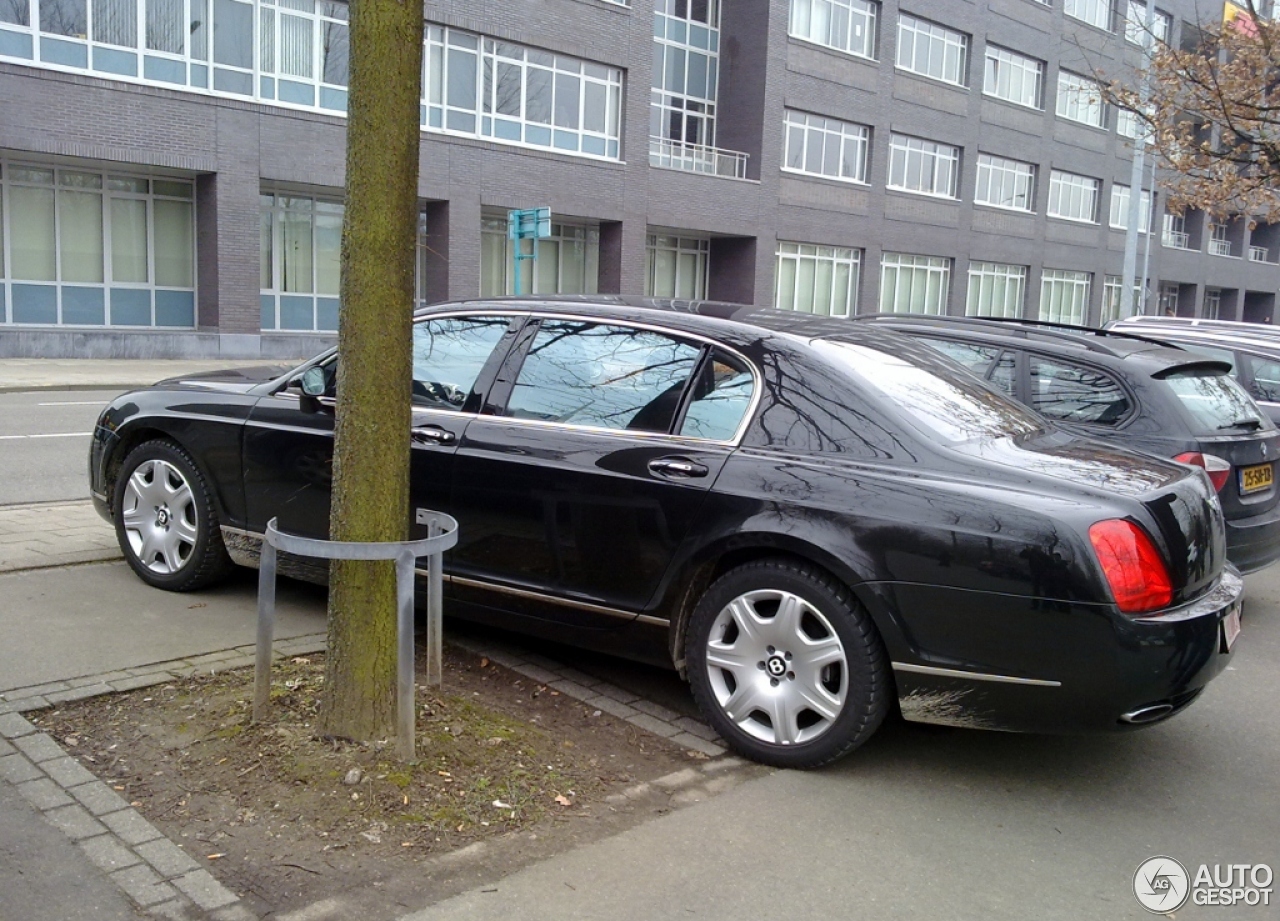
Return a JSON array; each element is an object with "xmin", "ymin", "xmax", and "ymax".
[
  {"xmin": 1048, "ymin": 170, "xmax": 1100, "ymax": 223},
  {"xmin": 1159, "ymin": 281, "xmax": 1179, "ymax": 315},
  {"xmin": 1040, "ymin": 269, "xmax": 1092, "ymax": 324},
  {"xmin": 1109, "ymin": 184, "xmax": 1153, "ymax": 232},
  {"xmin": 1210, "ymin": 223, "xmax": 1233, "ymax": 257},
  {"xmin": 1065, "ymin": 0, "xmax": 1112, "ymax": 30},
  {"xmin": 788, "ymin": 0, "xmax": 877, "ymax": 60},
  {"xmin": 480, "ymin": 215, "xmax": 600, "ymax": 297},
  {"xmin": 1163, "ymin": 212, "xmax": 1190, "ymax": 249},
  {"xmin": 888, "ymin": 134, "xmax": 960, "ymax": 198},
  {"xmin": 0, "ymin": 7, "xmax": 623, "ymax": 163},
  {"xmin": 896, "ymin": 13, "xmax": 967, "ymax": 86},
  {"xmin": 984, "ymin": 45, "xmax": 1043, "ymax": 109},
  {"xmin": 775, "ymin": 242, "xmax": 862, "ymax": 317},
  {"xmin": 975, "ymin": 154, "xmax": 1036, "ymax": 211},
  {"xmin": 782, "ymin": 109, "xmax": 870, "ymax": 184},
  {"xmin": 966, "ymin": 262, "xmax": 1026, "ymax": 318},
  {"xmin": 649, "ymin": 0, "xmax": 745, "ymax": 176},
  {"xmin": 426, "ymin": 28, "xmax": 624, "ymax": 160},
  {"xmin": 1116, "ymin": 107, "xmax": 1147, "ymax": 139},
  {"xmin": 646, "ymin": 233, "xmax": 709, "ymax": 299},
  {"xmin": 1056, "ymin": 71, "xmax": 1105, "ymax": 127},
  {"xmin": 880, "ymin": 253, "xmax": 951, "ymax": 315},
  {"xmin": 0, "ymin": 162, "xmax": 195, "ymax": 328},
  {"xmin": 1125, "ymin": 1, "xmax": 1170, "ymax": 44},
  {"xmin": 259, "ymin": 192, "xmax": 344, "ymax": 331},
  {"xmin": 1101, "ymin": 275, "xmax": 1125, "ymax": 325},
  {"xmin": 1204, "ymin": 288, "xmax": 1222, "ymax": 320}
]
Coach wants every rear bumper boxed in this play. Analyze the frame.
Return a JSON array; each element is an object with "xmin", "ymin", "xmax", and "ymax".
[
  {"xmin": 1225, "ymin": 503, "xmax": 1280, "ymax": 573},
  {"xmin": 888, "ymin": 569, "xmax": 1243, "ymax": 734}
]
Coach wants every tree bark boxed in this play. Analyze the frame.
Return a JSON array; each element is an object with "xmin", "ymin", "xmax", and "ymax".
[{"xmin": 318, "ymin": 0, "xmax": 423, "ymax": 743}]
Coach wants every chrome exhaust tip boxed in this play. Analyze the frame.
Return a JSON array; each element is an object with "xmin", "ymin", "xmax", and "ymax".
[{"xmin": 1120, "ymin": 703, "xmax": 1175, "ymax": 725}]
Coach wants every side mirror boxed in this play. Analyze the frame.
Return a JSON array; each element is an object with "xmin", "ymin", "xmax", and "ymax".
[{"xmin": 301, "ymin": 366, "xmax": 329, "ymax": 397}]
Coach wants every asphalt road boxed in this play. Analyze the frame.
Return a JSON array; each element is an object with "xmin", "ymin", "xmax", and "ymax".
[
  {"xmin": 3, "ymin": 386, "xmax": 1277, "ymax": 918},
  {"xmin": 0, "ymin": 389, "xmax": 122, "ymax": 505}
]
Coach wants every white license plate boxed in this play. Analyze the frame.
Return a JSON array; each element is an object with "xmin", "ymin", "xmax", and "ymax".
[{"xmin": 1222, "ymin": 606, "xmax": 1242, "ymax": 653}]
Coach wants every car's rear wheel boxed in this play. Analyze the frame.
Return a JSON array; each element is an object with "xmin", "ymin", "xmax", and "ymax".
[
  {"xmin": 687, "ymin": 559, "xmax": 890, "ymax": 768},
  {"xmin": 114, "ymin": 440, "xmax": 233, "ymax": 591}
]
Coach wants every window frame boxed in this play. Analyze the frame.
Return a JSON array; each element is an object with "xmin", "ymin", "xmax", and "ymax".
[
  {"xmin": 782, "ymin": 109, "xmax": 871, "ymax": 184},
  {"xmin": 887, "ymin": 133, "xmax": 961, "ymax": 199},
  {"xmin": 879, "ymin": 252, "xmax": 952, "ymax": 315},
  {"xmin": 974, "ymin": 153, "xmax": 1037, "ymax": 212},
  {"xmin": 895, "ymin": 12, "xmax": 968, "ymax": 86},
  {"xmin": 1047, "ymin": 169, "xmax": 1101, "ymax": 223},
  {"xmin": 1064, "ymin": 0, "xmax": 1113, "ymax": 31},
  {"xmin": 1056, "ymin": 70, "xmax": 1106, "ymax": 128},
  {"xmin": 774, "ymin": 241, "xmax": 863, "ymax": 318},
  {"xmin": 1039, "ymin": 268, "xmax": 1093, "ymax": 324},
  {"xmin": 489, "ymin": 312, "xmax": 762, "ymax": 445},
  {"xmin": 787, "ymin": 0, "xmax": 878, "ymax": 61},
  {"xmin": 966, "ymin": 261, "xmax": 1027, "ymax": 318},
  {"xmin": 983, "ymin": 44, "xmax": 1044, "ymax": 109},
  {"xmin": 1, "ymin": 160, "xmax": 197, "ymax": 328}
]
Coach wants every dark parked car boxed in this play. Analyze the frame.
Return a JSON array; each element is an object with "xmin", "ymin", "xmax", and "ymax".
[
  {"xmin": 91, "ymin": 297, "xmax": 1242, "ymax": 768},
  {"xmin": 862, "ymin": 315, "xmax": 1280, "ymax": 574},
  {"xmin": 1109, "ymin": 316, "xmax": 1280, "ymax": 426}
]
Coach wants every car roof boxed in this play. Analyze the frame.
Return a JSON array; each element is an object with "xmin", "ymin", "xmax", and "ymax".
[
  {"xmin": 858, "ymin": 314, "xmax": 1233, "ymax": 376},
  {"xmin": 1108, "ymin": 323, "xmax": 1280, "ymax": 357},
  {"xmin": 427, "ymin": 294, "xmax": 909, "ymax": 348}
]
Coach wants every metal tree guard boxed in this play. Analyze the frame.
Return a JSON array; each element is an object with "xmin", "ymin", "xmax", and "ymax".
[{"xmin": 253, "ymin": 511, "xmax": 459, "ymax": 761}]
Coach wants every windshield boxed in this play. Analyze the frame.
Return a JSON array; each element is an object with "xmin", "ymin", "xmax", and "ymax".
[
  {"xmin": 1160, "ymin": 369, "xmax": 1273, "ymax": 434},
  {"xmin": 814, "ymin": 338, "xmax": 1044, "ymax": 443}
]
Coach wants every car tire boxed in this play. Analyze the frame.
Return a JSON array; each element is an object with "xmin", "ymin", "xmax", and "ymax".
[
  {"xmin": 113, "ymin": 439, "xmax": 234, "ymax": 592},
  {"xmin": 687, "ymin": 558, "xmax": 890, "ymax": 769}
]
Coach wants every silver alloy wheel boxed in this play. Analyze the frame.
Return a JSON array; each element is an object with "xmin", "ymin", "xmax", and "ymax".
[
  {"xmin": 704, "ymin": 588, "xmax": 848, "ymax": 746},
  {"xmin": 120, "ymin": 458, "xmax": 199, "ymax": 575}
]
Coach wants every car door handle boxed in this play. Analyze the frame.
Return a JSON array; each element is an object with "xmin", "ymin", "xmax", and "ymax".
[
  {"xmin": 648, "ymin": 457, "xmax": 709, "ymax": 478},
  {"xmin": 412, "ymin": 425, "xmax": 456, "ymax": 445}
]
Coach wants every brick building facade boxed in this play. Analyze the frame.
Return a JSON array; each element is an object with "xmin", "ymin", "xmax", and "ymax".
[{"xmin": 0, "ymin": 0, "xmax": 1276, "ymax": 358}]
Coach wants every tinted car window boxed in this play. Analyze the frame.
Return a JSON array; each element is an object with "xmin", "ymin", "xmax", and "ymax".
[
  {"xmin": 989, "ymin": 352, "xmax": 1017, "ymax": 396},
  {"xmin": 1029, "ymin": 356, "xmax": 1131, "ymax": 425},
  {"xmin": 679, "ymin": 350, "xmax": 754, "ymax": 441},
  {"xmin": 916, "ymin": 338, "xmax": 1017, "ymax": 397},
  {"xmin": 921, "ymin": 339, "xmax": 1000, "ymax": 376},
  {"xmin": 505, "ymin": 320, "xmax": 702, "ymax": 433},
  {"xmin": 1247, "ymin": 355, "xmax": 1280, "ymax": 402},
  {"xmin": 412, "ymin": 316, "xmax": 511, "ymax": 410},
  {"xmin": 815, "ymin": 339, "xmax": 1043, "ymax": 443},
  {"xmin": 1161, "ymin": 369, "xmax": 1272, "ymax": 433}
]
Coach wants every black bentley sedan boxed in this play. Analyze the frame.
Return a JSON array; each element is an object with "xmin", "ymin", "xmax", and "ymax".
[{"xmin": 89, "ymin": 297, "xmax": 1243, "ymax": 768}]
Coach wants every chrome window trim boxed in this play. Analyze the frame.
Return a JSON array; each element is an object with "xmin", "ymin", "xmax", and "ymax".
[
  {"xmin": 412, "ymin": 307, "xmax": 764, "ymax": 447},
  {"xmin": 892, "ymin": 661, "xmax": 1062, "ymax": 687}
]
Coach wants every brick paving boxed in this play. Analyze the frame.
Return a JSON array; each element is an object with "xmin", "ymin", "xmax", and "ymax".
[{"xmin": 0, "ymin": 500, "xmax": 122, "ymax": 573}]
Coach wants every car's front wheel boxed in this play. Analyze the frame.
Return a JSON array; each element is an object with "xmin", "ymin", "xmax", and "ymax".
[
  {"xmin": 687, "ymin": 559, "xmax": 891, "ymax": 768},
  {"xmin": 114, "ymin": 439, "xmax": 233, "ymax": 591}
]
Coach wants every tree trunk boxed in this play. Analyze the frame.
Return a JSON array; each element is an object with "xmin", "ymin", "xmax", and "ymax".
[{"xmin": 318, "ymin": 0, "xmax": 423, "ymax": 743}]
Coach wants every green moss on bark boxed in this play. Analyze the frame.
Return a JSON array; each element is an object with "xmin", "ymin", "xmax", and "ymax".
[{"xmin": 318, "ymin": 0, "xmax": 424, "ymax": 745}]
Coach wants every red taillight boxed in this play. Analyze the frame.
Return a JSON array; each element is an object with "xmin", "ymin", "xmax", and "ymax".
[
  {"xmin": 1088, "ymin": 519, "xmax": 1174, "ymax": 614},
  {"xmin": 1174, "ymin": 452, "xmax": 1231, "ymax": 492}
]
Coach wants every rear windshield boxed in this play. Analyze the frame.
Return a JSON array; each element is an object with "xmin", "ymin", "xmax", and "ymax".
[
  {"xmin": 814, "ymin": 339, "xmax": 1043, "ymax": 443},
  {"xmin": 1160, "ymin": 369, "xmax": 1273, "ymax": 434}
]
